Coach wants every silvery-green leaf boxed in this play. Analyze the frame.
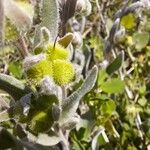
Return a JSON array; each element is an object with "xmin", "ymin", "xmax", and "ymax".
[
  {"xmin": 23, "ymin": 53, "xmax": 46, "ymax": 71},
  {"xmin": 92, "ymin": 128, "xmax": 104, "ymax": 150},
  {"xmin": 61, "ymin": 114, "xmax": 80, "ymax": 130},
  {"xmin": 52, "ymin": 105, "xmax": 61, "ymax": 121},
  {"xmin": 0, "ymin": 127, "xmax": 57, "ymax": 150},
  {"xmin": 41, "ymin": 0, "xmax": 59, "ymax": 41},
  {"xmin": 0, "ymin": 93, "xmax": 32, "ymax": 122},
  {"xmin": 4, "ymin": 0, "xmax": 32, "ymax": 31},
  {"xmin": 0, "ymin": 110, "xmax": 10, "ymax": 122},
  {"xmin": 40, "ymin": 77, "xmax": 62, "ymax": 101},
  {"xmin": 0, "ymin": 0, "xmax": 4, "ymax": 46},
  {"xmin": 37, "ymin": 132, "xmax": 61, "ymax": 146},
  {"xmin": 59, "ymin": 65, "xmax": 98, "ymax": 124},
  {"xmin": 113, "ymin": 27, "xmax": 125, "ymax": 43},
  {"xmin": 92, "ymin": 128, "xmax": 109, "ymax": 150},
  {"xmin": 0, "ymin": 127, "xmax": 23, "ymax": 149},
  {"xmin": 0, "ymin": 74, "xmax": 31, "ymax": 100},
  {"xmin": 40, "ymin": 27, "xmax": 51, "ymax": 43}
]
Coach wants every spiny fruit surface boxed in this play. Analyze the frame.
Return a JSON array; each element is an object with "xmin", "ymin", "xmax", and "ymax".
[
  {"xmin": 46, "ymin": 43, "xmax": 69, "ymax": 61},
  {"xmin": 30, "ymin": 111, "xmax": 53, "ymax": 133},
  {"xmin": 26, "ymin": 60, "xmax": 53, "ymax": 83},
  {"xmin": 53, "ymin": 60, "xmax": 75, "ymax": 85}
]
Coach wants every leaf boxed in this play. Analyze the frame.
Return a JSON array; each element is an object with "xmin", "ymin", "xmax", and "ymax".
[
  {"xmin": 100, "ymin": 100, "xmax": 116, "ymax": 116},
  {"xmin": 92, "ymin": 128, "xmax": 109, "ymax": 150},
  {"xmin": 0, "ymin": 127, "xmax": 23, "ymax": 149},
  {"xmin": 41, "ymin": 0, "xmax": 59, "ymax": 41},
  {"xmin": 89, "ymin": 35, "xmax": 104, "ymax": 58},
  {"xmin": 28, "ymin": 94, "xmax": 58, "ymax": 133},
  {"xmin": 58, "ymin": 33, "xmax": 74, "ymax": 48},
  {"xmin": 121, "ymin": 13, "xmax": 136, "ymax": 30},
  {"xmin": 4, "ymin": 0, "xmax": 32, "ymax": 31},
  {"xmin": 97, "ymin": 69, "xmax": 108, "ymax": 86},
  {"xmin": 106, "ymin": 51, "xmax": 124, "ymax": 74},
  {"xmin": 0, "ymin": 110, "xmax": 10, "ymax": 122},
  {"xmin": 37, "ymin": 132, "xmax": 61, "ymax": 146},
  {"xmin": 105, "ymin": 120, "xmax": 119, "ymax": 138},
  {"xmin": 76, "ymin": 118, "xmax": 95, "ymax": 141},
  {"xmin": 101, "ymin": 78, "xmax": 125, "ymax": 93},
  {"xmin": 82, "ymin": 45, "xmax": 92, "ymax": 76},
  {"xmin": 0, "ymin": 93, "xmax": 32, "ymax": 123},
  {"xmin": 61, "ymin": 116, "xmax": 80, "ymax": 130},
  {"xmin": 0, "ymin": 74, "xmax": 31, "ymax": 100},
  {"xmin": 132, "ymin": 32, "xmax": 149, "ymax": 50},
  {"xmin": 8, "ymin": 61, "xmax": 23, "ymax": 79},
  {"xmin": 0, "ymin": 127, "xmax": 55, "ymax": 150},
  {"xmin": 59, "ymin": 66, "xmax": 98, "ymax": 124},
  {"xmin": 138, "ymin": 97, "xmax": 147, "ymax": 106}
]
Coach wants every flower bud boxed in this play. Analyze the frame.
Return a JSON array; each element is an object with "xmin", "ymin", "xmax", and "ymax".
[
  {"xmin": 72, "ymin": 32, "xmax": 82, "ymax": 48},
  {"xmin": 76, "ymin": 0, "xmax": 92, "ymax": 16},
  {"xmin": 126, "ymin": 36, "xmax": 134, "ymax": 46}
]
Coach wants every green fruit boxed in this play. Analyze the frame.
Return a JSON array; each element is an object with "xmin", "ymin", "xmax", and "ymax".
[
  {"xmin": 26, "ymin": 60, "xmax": 53, "ymax": 83},
  {"xmin": 53, "ymin": 60, "xmax": 75, "ymax": 85},
  {"xmin": 30, "ymin": 111, "xmax": 53, "ymax": 133},
  {"xmin": 46, "ymin": 43, "xmax": 69, "ymax": 61}
]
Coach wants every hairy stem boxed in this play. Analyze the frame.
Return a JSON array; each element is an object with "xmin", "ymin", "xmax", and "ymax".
[
  {"xmin": 0, "ymin": 0, "xmax": 5, "ymax": 47},
  {"xmin": 59, "ymin": 129, "xmax": 70, "ymax": 150}
]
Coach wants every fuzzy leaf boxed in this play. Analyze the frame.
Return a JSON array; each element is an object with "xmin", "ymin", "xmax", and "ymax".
[
  {"xmin": 37, "ymin": 132, "xmax": 61, "ymax": 146},
  {"xmin": 0, "ymin": 93, "xmax": 32, "ymax": 123},
  {"xmin": 0, "ymin": 127, "xmax": 22, "ymax": 149},
  {"xmin": 0, "ymin": 110, "xmax": 10, "ymax": 122},
  {"xmin": 0, "ymin": 127, "xmax": 55, "ymax": 150},
  {"xmin": 59, "ymin": 66, "xmax": 98, "ymax": 124},
  {"xmin": 106, "ymin": 51, "xmax": 124, "ymax": 74},
  {"xmin": 0, "ymin": 74, "xmax": 31, "ymax": 100},
  {"xmin": 41, "ymin": 0, "xmax": 59, "ymax": 41},
  {"xmin": 4, "ymin": 0, "xmax": 32, "ymax": 31},
  {"xmin": 92, "ymin": 128, "xmax": 108, "ymax": 150}
]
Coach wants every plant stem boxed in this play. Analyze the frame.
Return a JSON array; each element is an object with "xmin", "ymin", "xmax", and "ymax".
[
  {"xmin": 0, "ymin": 0, "xmax": 5, "ymax": 47},
  {"xmin": 16, "ymin": 36, "xmax": 29, "ymax": 58},
  {"xmin": 0, "ymin": 96, "xmax": 9, "ymax": 109},
  {"xmin": 59, "ymin": 128, "xmax": 70, "ymax": 150}
]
